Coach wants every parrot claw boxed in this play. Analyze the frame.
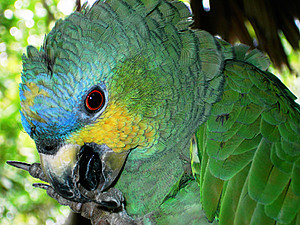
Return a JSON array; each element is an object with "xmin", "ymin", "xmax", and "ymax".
[
  {"xmin": 6, "ymin": 161, "xmax": 48, "ymax": 182},
  {"xmin": 32, "ymin": 182, "xmax": 50, "ymax": 190},
  {"xmin": 76, "ymin": 201, "xmax": 141, "ymax": 225},
  {"xmin": 7, "ymin": 160, "xmax": 31, "ymax": 170},
  {"xmin": 45, "ymin": 184, "xmax": 140, "ymax": 225},
  {"xmin": 78, "ymin": 184, "xmax": 124, "ymax": 209},
  {"xmin": 7, "ymin": 160, "xmax": 140, "ymax": 224}
]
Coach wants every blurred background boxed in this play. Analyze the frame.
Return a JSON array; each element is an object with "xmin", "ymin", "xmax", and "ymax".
[
  {"xmin": 0, "ymin": 0, "xmax": 299, "ymax": 224},
  {"xmin": 0, "ymin": 1, "xmax": 79, "ymax": 224}
]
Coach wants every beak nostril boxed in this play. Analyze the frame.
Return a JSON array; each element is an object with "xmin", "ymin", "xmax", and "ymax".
[
  {"xmin": 45, "ymin": 145, "xmax": 54, "ymax": 151},
  {"xmin": 36, "ymin": 139, "xmax": 62, "ymax": 155}
]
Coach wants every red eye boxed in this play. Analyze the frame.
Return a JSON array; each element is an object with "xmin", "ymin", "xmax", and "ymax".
[{"xmin": 85, "ymin": 89, "xmax": 105, "ymax": 112}]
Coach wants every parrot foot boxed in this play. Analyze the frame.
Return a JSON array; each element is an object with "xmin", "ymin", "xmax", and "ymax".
[
  {"xmin": 7, "ymin": 161, "xmax": 142, "ymax": 225},
  {"xmin": 35, "ymin": 183, "xmax": 141, "ymax": 225},
  {"xmin": 77, "ymin": 184, "xmax": 125, "ymax": 209}
]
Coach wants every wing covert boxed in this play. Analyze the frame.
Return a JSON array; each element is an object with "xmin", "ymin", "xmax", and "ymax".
[{"xmin": 195, "ymin": 50, "xmax": 300, "ymax": 225}]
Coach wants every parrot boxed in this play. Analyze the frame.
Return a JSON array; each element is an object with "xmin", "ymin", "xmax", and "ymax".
[{"xmin": 7, "ymin": 0, "xmax": 300, "ymax": 224}]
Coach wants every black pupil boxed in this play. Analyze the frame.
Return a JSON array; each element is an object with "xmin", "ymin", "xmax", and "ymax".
[{"xmin": 88, "ymin": 91, "xmax": 103, "ymax": 110}]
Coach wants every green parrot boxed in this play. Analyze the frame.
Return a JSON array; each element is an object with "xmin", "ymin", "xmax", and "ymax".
[{"xmin": 7, "ymin": 0, "xmax": 300, "ymax": 224}]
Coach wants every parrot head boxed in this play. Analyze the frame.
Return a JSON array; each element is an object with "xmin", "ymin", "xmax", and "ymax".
[{"xmin": 19, "ymin": 1, "xmax": 164, "ymax": 203}]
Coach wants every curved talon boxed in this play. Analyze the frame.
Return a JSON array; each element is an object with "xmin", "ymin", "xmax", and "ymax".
[
  {"xmin": 100, "ymin": 200, "xmax": 119, "ymax": 209},
  {"xmin": 7, "ymin": 161, "xmax": 31, "ymax": 171},
  {"xmin": 33, "ymin": 183, "xmax": 50, "ymax": 190},
  {"xmin": 95, "ymin": 188, "xmax": 124, "ymax": 209},
  {"xmin": 77, "ymin": 184, "xmax": 124, "ymax": 209},
  {"xmin": 32, "ymin": 181, "xmax": 83, "ymax": 211},
  {"xmin": 7, "ymin": 162, "xmax": 136, "ymax": 224}
]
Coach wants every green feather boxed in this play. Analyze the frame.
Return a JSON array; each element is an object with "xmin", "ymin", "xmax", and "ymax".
[
  {"xmin": 195, "ymin": 58, "xmax": 300, "ymax": 224},
  {"xmin": 270, "ymin": 144, "xmax": 293, "ymax": 173},
  {"xmin": 249, "ymin": 139, "xmax": 291, "ymax": 204},
  {"xmin": 206, "ymin": 135, "xmax": 244, "ymax": 160},
  {"xmin": 207, "ymin": 104, "xmax": 241, "ymax": 133},
  {"xmin": 237, "ymin": 103, "xmax": 263, "ymax": 125},
  {"xmin": 233, "ymin": 176, "xmax": 257, "ymax": 224},
  {"xmin": 201, "ymin": 160, "xmax": 224, "ymax": 222},
  {"xmin": 233, "ymin": 134, "xmax": 262, "ymax": 155},
  {"xmin": 209, "ymin": 150, "xmax": 254, "ymax": 180},
  {"xmin": 260, "ymin": 119, "xmax": 281, "ymax": 142},
  {"xmin": 250, "ymin": 204, "xmax": 275, "ymax": 225},
  {"xmin": 218, "ymin": 164, "xmax": 250, "ymax": 225},
  {"xmin": 237, "ymin": 118, "xmax": 261, "ymax": 139},
  {"xmin": 233, "ymin": 44, "xmax": 250, "ymax": 61},
  {"xmin": 265, "ymin": 182, "xmax": 300, "ymax": 223},
  {"xmin": 291, "ymin": 162, "xmax": 300, "ymax": 196}
]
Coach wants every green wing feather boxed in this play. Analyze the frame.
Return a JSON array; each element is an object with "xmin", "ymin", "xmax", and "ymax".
[{"xmin": 194, "ymin": 45, "xmax": 300, "ymax": 225}]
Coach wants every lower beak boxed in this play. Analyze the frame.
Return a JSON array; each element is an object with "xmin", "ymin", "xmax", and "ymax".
[{"xmin": 40, "ymin": 143, "xmax": 129, "ymax": 202}]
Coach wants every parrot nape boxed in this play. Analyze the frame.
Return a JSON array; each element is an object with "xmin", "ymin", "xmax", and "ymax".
[{"xmin": 7, "ymin": 0, "xmax": 300, "ymax": 224}]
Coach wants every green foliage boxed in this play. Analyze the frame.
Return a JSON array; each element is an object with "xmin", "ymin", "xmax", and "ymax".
[
  {"xmin": 268, "ymin": 33, "xmax": 300, "ymax": 104},
  {"xmin": 0, "ymin": 0, "xmax": 76, "ymax": 224}
]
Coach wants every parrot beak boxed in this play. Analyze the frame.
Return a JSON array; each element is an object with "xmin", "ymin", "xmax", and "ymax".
[
  {"xmin": 75, "ymin": 143, "xmax": 129, "ymax": 192},
  {"xmin": 39, "ymin": 142, "xmax": 129, "ymax": 202}
]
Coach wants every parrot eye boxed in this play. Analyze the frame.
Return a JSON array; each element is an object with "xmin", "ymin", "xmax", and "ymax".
[{"xmin": 85, "ymin": 89, "xmax": 105, "ymax": 112}]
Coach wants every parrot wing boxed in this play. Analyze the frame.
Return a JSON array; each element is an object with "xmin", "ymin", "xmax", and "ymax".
[{"xmin": 194, "ymin": 44, "xmax": 300, "ymax": 225}]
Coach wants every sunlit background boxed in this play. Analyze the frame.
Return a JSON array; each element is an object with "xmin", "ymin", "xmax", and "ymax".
[
  {"xmin": 1, "ymin": 1, "xmax": 89, "ymax": 224},
  {"xmin": 0, "ymin": 0, "xmax": 299, "ymax": 224}
]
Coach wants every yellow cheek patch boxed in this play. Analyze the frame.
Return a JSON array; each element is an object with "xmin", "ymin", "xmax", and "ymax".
[
  {"xmin": 69, "ymin": 101, "xmax": 159, "ymax": 153},
  {"xmin": 21, "ymin": 82, "xmax": 49, "ymax": 123}
]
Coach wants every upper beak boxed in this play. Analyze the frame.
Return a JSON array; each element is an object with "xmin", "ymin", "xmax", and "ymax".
[{"xmin": 39, "ymin": 142, "xmax": 129, "ymax": 202}]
